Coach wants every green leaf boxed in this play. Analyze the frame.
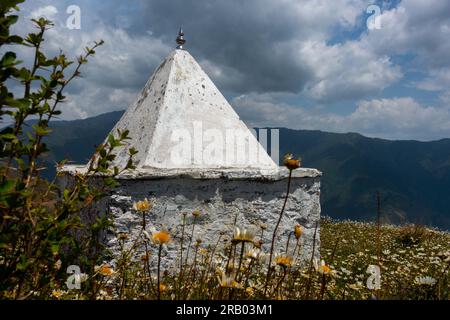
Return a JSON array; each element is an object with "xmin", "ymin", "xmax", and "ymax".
[
  {"xmin": 16, "ymin": 67, "xmax": 30, "ymax": 81},
  {"xmin": 32, "ymin": 124, "xmax": 52, "ymax": 136},
  {"xmin": 24, "ymin": 32, "xmax": 42, "ymax": 46},
  {"xmin": 51, "ymin": 243, "xmax": 59, "ymax": 255},
  {"xmin": 6, "ymin": 15, "xmax": 18, "ymax": 26},
  {"xmin": 1, "ymin": 51, "xmax": 17, "ymax": 67},
  {"xmin": 0, "ymin": 0, "xmax": 25, "ymax": 12},
  {"xmin": 5, "ymin": 97, "xmax": 30, "ymax": 110},
  {"xmin": 0, "ymin": 179, "xmax": 15, "ymax": 208},
  {"xmin": 6, "ymin": 35, "xmax": 22, "ymax": 44},
  {"xmin": 129, "ymin": 147, "xmax": 138, "ymax": 156},
  {"xmin": 0, "ymin": 132, "xmax": 18, "ymax": 142},
  {"xmin": 16, "ymin": 254, "xmax": 31, "ymax": 271},
  {"xmin": 0, "ymin": 179, "xmax": 15, "ymax": 194},
  {"xmin": 63, "ymin": 189, "xmax": 70, "ymax": 201}
]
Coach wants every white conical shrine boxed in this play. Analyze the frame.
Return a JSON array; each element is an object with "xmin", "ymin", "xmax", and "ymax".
[
  {"xmin": 59, "ymin": 29, "xmax": 321, "ymax": 266},
  {"xmin": 109, "ymin": 47, "xmax": 277, "ymax": 171}
]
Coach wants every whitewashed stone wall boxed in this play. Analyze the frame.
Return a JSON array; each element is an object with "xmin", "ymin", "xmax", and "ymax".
[
  {"xmin": 58, "ymin": 167, "xmax": 321, "ymax": 271},
  {"xmin": 111, "ymin": 173, "xmax": 319, "ymax": 269}
]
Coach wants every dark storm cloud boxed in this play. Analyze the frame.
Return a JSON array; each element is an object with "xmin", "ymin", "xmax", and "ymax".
[{"xmin": 122, "ymin": 0, "xmax": 317, "ymax": 94}]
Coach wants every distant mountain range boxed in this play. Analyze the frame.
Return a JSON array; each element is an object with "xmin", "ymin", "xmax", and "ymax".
[{"xmin": 36, "ymin": 110, "xmax": 450, "ymax": 230}]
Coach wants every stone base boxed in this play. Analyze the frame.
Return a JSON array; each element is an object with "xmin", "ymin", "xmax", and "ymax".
[{"xmin": 58, "ymin": 166, "xmax": 321, "ymax": 271}]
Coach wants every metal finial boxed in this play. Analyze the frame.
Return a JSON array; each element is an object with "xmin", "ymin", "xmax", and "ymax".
[{"xmin": 176, "ymin": 26, "xmax": 186, "ymax": 49}]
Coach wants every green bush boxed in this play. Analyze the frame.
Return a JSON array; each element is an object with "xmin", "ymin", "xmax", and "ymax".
[{"xmin": 0, "ymin": 0, "xmax": 136, "ymax": 299}]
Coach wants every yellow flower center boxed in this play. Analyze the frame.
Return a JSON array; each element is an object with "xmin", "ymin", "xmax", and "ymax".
[
  {"xmin": 152, "ymin": 230, "xmax": 171, "ymax": 244},
  {"xmin": 133, "ymin": 198, "xmax": 151, "ymax": 212}
]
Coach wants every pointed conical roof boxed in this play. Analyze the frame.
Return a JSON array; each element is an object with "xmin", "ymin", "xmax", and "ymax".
[{"xmin": 107, "ymin": 49, "xmax": 278, "ymax": 171}]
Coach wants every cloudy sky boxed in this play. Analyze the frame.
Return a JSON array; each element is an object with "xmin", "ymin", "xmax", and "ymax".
[{"xmin": 9, "ymin": 0, "xmax": 450, "ymax": 141}]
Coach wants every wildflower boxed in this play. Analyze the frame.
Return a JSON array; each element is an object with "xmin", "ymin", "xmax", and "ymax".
[
  {"xmin": 219, "ymin": 273, "xmax": 243, "ymax": 289},
  {"xmin": 275, "ymin": 254, "xmax": 293, "ymax": 268},
  {"xmin": 316, "ymin": 260, "xmax": 331, "ymax": 275},
  {"xmin": 54, "ymin": 259, "xmax": 62, "ymax": 271},
  {"xmin": 84, "ymin": 194, "xmax": 94, "ymax": 206},
  {"xmin": 199, "ymin": 248, "xmax": 208, "ymax": 255},
  {"xmin": 159, "ymin": 284, "xmax": 167, "ymax": 292},
  {"xmin": 95, "ymin": 264, "xmax": 115, "ymax": 277},
  {"xmin": 118, "ymin": 232, "xmax": 129, "ymax": 240},
  {"xmin": 283, "ymin": 154, "xmax": 301, "ymax": 170},
  {"xmin": 192, "ymin": 210, "xmax": 201, "ymax": 218},
  {"xmin": 73, "ymin": 272, "xmax": 88, "ymax": 284},
  {"xmin": 98, "ymin": 289, "xmax": 109, "ymax": 299},
  {"xmin": 152, "ymin": 230, "xmax": 171, "ymax": 245},
  {"xmin": 143, "ymin": 230, "xmax": 152, "ymax": 241},
  {"xmin": 348, "ymin": 283, "xmax": 362, "ymax": 291},
  {"xmin": 233, "ymin": 227, "xmax": 255, "ymax": 244},
  {"xmin": 246, "ymin": 248, "xmax": 261, "ymax": 260},
  {"xmin": 253, "ymin": 240, "xmax": 263, "ymax": 249},
  {"xmin": 258, "ymin": 221, "xmax": 268, "ymax": 230},
  {"xmin": 133, "ymin": 198, "xmax": 151, "ymax": 212},
  {"xmin": 195, "ymin": 239, "xmax": 202, "ymax": 247},
  {"xmin": 415, "ymin": 276, "xmax": 437, "ymax": 286},
  {"xmin": 437, "ymin": 250, "xmax": 450, "ymax": 260},
  {"xmin": 246, "ymin": 287, "xmax": 254, "ymax": 296},
  {"xmin": 52, "ymin": 289, "xmax": 64, "ymax": 299},
  {"xmin": 294, "ymin": 224, "xmax": 302, "ymax": 239}
]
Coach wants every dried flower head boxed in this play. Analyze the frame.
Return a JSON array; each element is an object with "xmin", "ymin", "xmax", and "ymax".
[
  {"xmin": 52, "ymin": 289, "xmax": 66, "ymax": 299},
  {"xmin": 258, "ymin": 221, "xmax": 268, "ymax": 230},
  {"xmin": 159, "ymin": 283, "xmax": 167, "ymax": 292},
  {"xmin": 54, "ymin": 259, "xmax": 62, "ymax": 271},
  {"xmin": 219, "ymin": 273, "xmax": 243, "ymax": 289},
  {"xmin": 192, "ymin": 210, "xmax": 201, "ymax": 218},
  {"xmin": 294, "ymin": 224, "xmax": 302, "ymax": 239},
  {"xmin": 52, "ymin": 289, "xmax": 64, "ymax": 299},
  {"xmin": 133, "ymin": 198, "xmax": 151, "ymax": 212},
  {"xmin": 233, "ymin": 227, "xmax": 255, "ymax": 244},
  {"xmin": 316, "ymin": 259, "xmax": 331, "ymax": 275},
  {"xmin": 152, "ymin": 230, "xmax": 171, "ymax": 245},
  {"xmin": 275, "ymin": 254, "xmax": 293, "ymax": 268},
  {"xmin": 246, "ymin": 248, "xmax": 261, "ymax": 260},
  {"xmin": 253, "ymin": 240, "xmax": 263, "ymax": 249},
  {"xmin": 283, "ymin": 154, "xmax": 301, "ymax": 170},
  {"xmin": 118, "ymin": 232, "xmax": 129, "ymax": 240},
  {"xmin": 95, "ymin": 264, "xmax": 115, "ymax": 277}
]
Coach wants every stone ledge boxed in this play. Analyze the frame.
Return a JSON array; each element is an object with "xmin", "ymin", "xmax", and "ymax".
[{"xmin": 59, "ymin": 165, "xmax": 322, "ymax": 181}]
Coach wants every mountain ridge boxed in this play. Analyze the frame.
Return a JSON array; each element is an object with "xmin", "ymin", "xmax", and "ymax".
[{"xmin": 30, "ymin": 110, "xmax": 450, "ymax": 230}]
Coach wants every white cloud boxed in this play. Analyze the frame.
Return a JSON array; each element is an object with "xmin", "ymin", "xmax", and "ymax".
[
  {"xmin": 364, "ymin": 0, "xmax": 450, "ymax": 62},
  {"xmin": 278, "ymin": 0, "xmax": 366, "ymax": 38},
  {"xmin": 28, "ymin": 5, "xmax": 58, "ymax": 20},
  {"xmin": 45, "ymin": 25, "xmax": 170, "ymax": 119},
  {"xmin": 414, "ymin": 68, "xmax": 450, "ymax": 103},
  {"xmin": 11, "ymin": 5, "xmax": 171, "ymax": 120},
  {"xmin": 362, "ymin": 0, "xmax": 450, "ymax": 98},
  {"xmin": 298, "ymin": 40, "xmax": 402, "ymax": 102},
  {"xmin": 233, "ymin": 94, "xmax": 450, "ymax": 141},
  {"xmin": 347, "ymin": 98, "xmax": 450, "ymax": 139}
]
